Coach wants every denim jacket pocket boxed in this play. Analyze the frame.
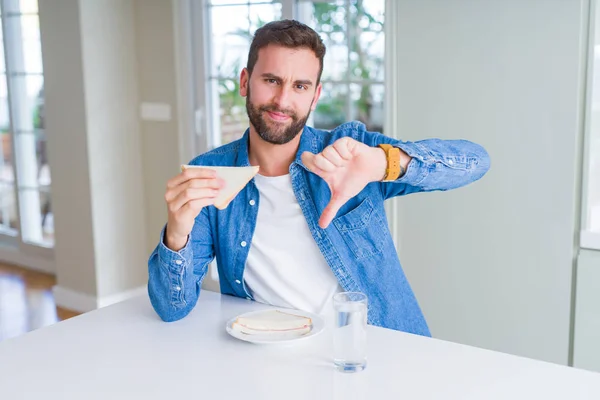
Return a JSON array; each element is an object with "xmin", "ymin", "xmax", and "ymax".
[{"xmin": 333, "ymin": 197, "xmax": 385, "ymax": 259}]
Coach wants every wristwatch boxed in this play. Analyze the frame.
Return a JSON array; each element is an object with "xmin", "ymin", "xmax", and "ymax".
[{"xmin": 378, "ymin": 144, "xmax": 405, "ymax": 181}]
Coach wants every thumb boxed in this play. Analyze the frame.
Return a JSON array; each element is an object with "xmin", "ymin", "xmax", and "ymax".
[{"xmin": 319, "ymin": 193, "xmax": 347, "ymax": 229}]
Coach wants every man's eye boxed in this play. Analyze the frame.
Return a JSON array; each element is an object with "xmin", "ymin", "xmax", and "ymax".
[
  {"xmin": 296, "ymin": 85, "xmax": 307, "ymax": 91},
  {"xmin": 266, "ymin": 79, "xmax": 278, "ymax": 84}
]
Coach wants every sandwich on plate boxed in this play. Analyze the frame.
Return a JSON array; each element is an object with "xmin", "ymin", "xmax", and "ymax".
[
  {"xmin": 232, "ymin": 310, "xmax": 313, "ymax": 338},
  {"xmin": 180, "ymin": 165, "xmax": 260, "ymax": 210}
]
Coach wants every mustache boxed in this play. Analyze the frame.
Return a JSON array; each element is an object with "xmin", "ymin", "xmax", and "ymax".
[{"xmin": 258, "ymin": 104, "xmax": 297, "ymax": 118}]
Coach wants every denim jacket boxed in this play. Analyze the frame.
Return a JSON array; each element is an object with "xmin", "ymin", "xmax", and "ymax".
[{"xmin": 148, "ymin": 121, "xmax": 490, "ymax": 336}]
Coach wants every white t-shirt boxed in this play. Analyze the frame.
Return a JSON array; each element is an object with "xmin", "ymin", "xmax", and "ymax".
[{"xmin": 244, "ymin": 173, "xmax": 342, "ymax": 316}]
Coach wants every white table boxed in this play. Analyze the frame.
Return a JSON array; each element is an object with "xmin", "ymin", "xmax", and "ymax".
[{"xmin": 1, "ymin": 290, "xmax": 599, "ymax": 399}]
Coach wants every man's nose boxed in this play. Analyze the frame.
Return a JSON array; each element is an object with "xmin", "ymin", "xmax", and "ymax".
[{"xmin": 272, "ymin": 85, "xmax": 292, "ymax": 109}]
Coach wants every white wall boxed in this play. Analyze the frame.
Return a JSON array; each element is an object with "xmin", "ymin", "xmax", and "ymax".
[
  {"xmin": 39, "ymin": 0, "xmax": 148, "ymax": 309},
  {"xmin": 79, "ymin": 0, "xmax": 147, "ymax": 299},
  {"xmin": 391, "ymin": 0, "xmax": 586, "ymax": 365},
  {"xmin": 133, "ymin": 0, "xmax": 182, "ymax": 255},
  {"xmin": 39, "ymin": 0, "xmax": 98, "ymax": 297}
]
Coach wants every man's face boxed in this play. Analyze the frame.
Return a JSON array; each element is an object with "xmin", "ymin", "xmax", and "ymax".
[{"xmin": 240, "ymin": 45, "xmax": 322, "ymax": 145}]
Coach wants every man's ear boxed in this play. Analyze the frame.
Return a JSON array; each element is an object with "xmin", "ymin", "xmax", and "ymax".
[
  {"xmin": 240, "ymin": 68, "xmax": 250, "ymax": 97},
  {"xmin": 311, "ymin": 82, "xmax": 322, "ymax": 111}
]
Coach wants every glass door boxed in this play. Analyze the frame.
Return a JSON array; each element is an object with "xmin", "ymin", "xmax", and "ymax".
[{"xmin": 0, "ymin": 0, "xmax": 53, "ymax": 258}]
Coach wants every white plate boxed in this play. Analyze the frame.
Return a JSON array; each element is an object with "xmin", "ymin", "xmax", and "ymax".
[{"xmin": 225, "ymin": 308, "xmax": 325, "ymax": 345}]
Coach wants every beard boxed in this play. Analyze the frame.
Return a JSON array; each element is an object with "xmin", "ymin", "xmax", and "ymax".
[{"xmin": 245, "ymin": 86, "xmax": 313, "ymax": 145}]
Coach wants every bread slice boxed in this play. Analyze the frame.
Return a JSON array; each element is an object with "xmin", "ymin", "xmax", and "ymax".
[
  {"xmin": 181, "ymin": 165, "xmax": 259, "ymax": 210},
  {"xmin": 232, "ymin": 310, "xmax": 312, "ymax": 336}
]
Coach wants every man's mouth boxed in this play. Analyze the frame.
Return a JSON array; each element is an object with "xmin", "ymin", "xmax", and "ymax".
[{"xmin": 266, "ymin": 111, "xmax": 291, "ymax": 122}]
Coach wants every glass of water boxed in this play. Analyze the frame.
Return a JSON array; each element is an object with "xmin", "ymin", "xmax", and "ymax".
[{"xmin": 333, "ymin": 291, "xmax": 368, "ymax": 373}]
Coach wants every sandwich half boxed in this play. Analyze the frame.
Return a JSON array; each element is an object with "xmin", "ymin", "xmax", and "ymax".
[
  {"xmin": 232, "ymin": 310, "xmax": 312, "ymax": 337},
  {"xmin": 181, "ymin": 165, "xmax": 259, "ymax": 210}
]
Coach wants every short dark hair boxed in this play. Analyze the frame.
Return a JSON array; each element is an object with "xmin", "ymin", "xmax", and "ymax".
[{"xmin": 247, "ymin": 19, "xmax": 326, "ymax": 84}]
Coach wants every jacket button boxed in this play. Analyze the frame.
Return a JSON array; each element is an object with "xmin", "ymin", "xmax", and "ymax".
[
  {"xmin": 241, "ymin": 241, "xmax": 247, "ymax": 247},
  {"xmin": 249, "ymin": 200, "xmax": 256, "ymax": 206}
]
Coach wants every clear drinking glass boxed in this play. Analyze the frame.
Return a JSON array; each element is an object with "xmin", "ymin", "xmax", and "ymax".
[{"xmin": 333, "ymin": 292, "xmax": 368, "ymax": 373}]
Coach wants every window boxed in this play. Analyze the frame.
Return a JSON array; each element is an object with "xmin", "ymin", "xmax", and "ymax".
[
  {"xmin": 582, "ymin": 0, "xmax": 600, "ymax": 250},
  {"xmin": 195, "ymin": 0, "xmax": 385, "ymax": 150},
  {"xmin": 0, "ymin": 0, "xmax": 52, "ymax": 248},
  {"xmin": 205, "ymin": 1, "xmax": 283, "ymax": 147},
  {"xmin": 303, "ymin": 0, "xmax": 385, "ymax": 132}
]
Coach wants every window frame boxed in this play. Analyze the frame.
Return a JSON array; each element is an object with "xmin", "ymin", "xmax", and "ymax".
[
  {"xmin": 581, "ymin": 0, "xmax": 600, "ymax": 250},
  {"xmin": 0, "ymin": 0, "xmax": 53, "ymax": 261}
]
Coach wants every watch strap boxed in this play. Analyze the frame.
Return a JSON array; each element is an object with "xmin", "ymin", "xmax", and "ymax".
[{"xmin": 378, "ymin": 144, "xmax": 402, "ymax": 181}]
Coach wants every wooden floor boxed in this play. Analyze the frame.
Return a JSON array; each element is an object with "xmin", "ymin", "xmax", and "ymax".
[{"xmin": 0, "ymin": 263, "xmax": 80, "ymax": 342}]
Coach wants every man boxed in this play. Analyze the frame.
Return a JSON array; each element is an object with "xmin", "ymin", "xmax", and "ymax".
[{"xmin": 148, "ymin": 20, "xmax": 489, "ymax": 336}]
